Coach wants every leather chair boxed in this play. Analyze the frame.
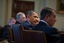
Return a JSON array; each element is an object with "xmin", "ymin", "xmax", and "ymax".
[
  {"xmin": 0, "ymin": 26, "xmax": 15, "ymax": 43},
  {"xmin": 0, "ymin": 26, "xmax": 3, "ymax": 41},
  {"xmin": 8, "ymin": 27, "xmax": 15, "ymax": 43},
  {"xmin": 0, "ymin": 26, "xmax": 3, "ymax": 38},
  {"xmin": 59, "ymin": 31, "xmax": 64, "ymax": 43},
  {"xmin": 22, "ymin": 30, "xmax": 47, "ymax": 43},
  {"xmin": 12, "ymin": 24, "xmax": 23, "ymax": 43}
]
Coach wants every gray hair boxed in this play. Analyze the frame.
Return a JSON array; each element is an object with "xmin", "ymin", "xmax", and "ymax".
[
  {"xmin": 16, "ymin": 12, "xmax": 25, "ymax": 20},
  {"xmin": 8, "ymin": 17, "xmax": 16, "ymax": 24}
]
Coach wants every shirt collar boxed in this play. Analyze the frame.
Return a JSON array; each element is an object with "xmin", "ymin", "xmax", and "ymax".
[
  {"xmin": 40, "ymin": 20, "xmax": 49, "ymax": 25},
  {"xmin": 27, "ymin": 20, "xmax": 34, "ymax": 26}
]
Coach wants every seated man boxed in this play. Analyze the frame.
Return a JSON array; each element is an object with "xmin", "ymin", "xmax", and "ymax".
[
  {"xmin": 33, "ymin": 7, "xmax": 61, "ymax": 43},
  {"xmin": 2, "ymin": 18, "xmax": 16, "ymax": 39},
  {"xmin": 22, "ymin": 10, "xmax": 40, "ymax": 30}
]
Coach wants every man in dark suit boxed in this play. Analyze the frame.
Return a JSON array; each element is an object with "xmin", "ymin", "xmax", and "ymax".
[
  {"xmin": 22, "ymin": 11, "xmax": 40, "ymax": 30},
  {"xmin": 33, "ymin": 7, "xmax": 61, "ymax": 43},
  {"xmin": 2, "ymin": 18, "xmax": 16, "ymax": 39}
]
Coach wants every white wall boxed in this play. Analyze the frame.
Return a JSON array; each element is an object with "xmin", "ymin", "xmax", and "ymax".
[
  {"xmin": 7, "ymin": 0, "xmax": 12, "ymax": 21},
  {"xmin": 0, "ymin": 0, "xmax": 12, "ymax": 26},
  {"xmin": 0, "ymin": 0, "xmax": 6, "ymax": 26}
]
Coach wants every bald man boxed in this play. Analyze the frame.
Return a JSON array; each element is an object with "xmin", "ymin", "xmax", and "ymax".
[{"xmin": 15, "ymin": 12, "xmax": 26, "ymax": 24}]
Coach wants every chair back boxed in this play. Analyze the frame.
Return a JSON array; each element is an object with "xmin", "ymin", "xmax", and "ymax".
[
  {"xmin": 0, "ymin": 26, "xmax": 3, "ymax": 41},
  {"xmin": 12, "ymin": 24, "xmax": 23, "ymax": 43},
  {"xmin": 7, "ymin": 27, "xmax": 13, "ymax": 41},
  {"xmin": 0, "ymin": 26, "xmax": 15, "ymax": 43},
  {"xmin": 22, "ymin": 30, "xmax": 47, "ymax": 43},
  {"xmin": 19, "ymin": 24, "xmax": 24, "ymax": 31},
  {"xmin": 0, "ymin": 26, "xmax": 3, "ymax": 38},
  {"xmin": 59, "ymin": 31, "xmax": 64, "ymax": 43}
]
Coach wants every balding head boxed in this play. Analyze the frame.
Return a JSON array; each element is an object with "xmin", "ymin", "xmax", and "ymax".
[{"xmin": 16, "ymin": 12, "xmax": 26, "ymax": 23}]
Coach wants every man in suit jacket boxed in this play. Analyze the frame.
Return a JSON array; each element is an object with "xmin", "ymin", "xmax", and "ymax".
[
  {"xmin": 2, "ymin": 18, "xmax": 16, "ymax": 39},
  {"xmin": 33, "ymin": 7, "xmax": 61, "ymax": 43},
  {"xmin": 22, "ymin": 11, "xmax": 40, "ymax": 30}
]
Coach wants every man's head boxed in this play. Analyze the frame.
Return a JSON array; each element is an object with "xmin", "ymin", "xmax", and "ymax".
[
  {"xmin": 40, "ymin": 7, "xmax": 56, "ymax": 26},
  {"xmin": 8, "ymin": 18, "xmax": 16, "ymax": 26},
  {"xmin": 16, "ymin": 12, "xmax": 26, "ymax": 23},
  {"xmin": 26, "ymin": 11, "xmax": 40, "ymax": 26}
]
